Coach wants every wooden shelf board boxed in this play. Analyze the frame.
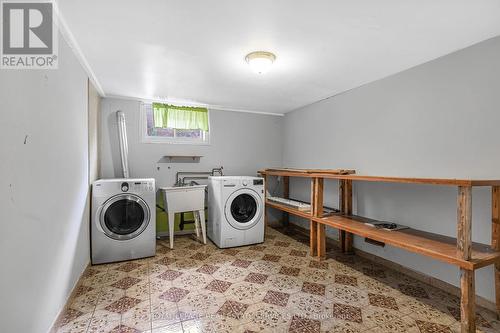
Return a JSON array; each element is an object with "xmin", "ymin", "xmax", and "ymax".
[
  {"xmin": 265, "ymin": 200, "xmax": 335, "ymax": 220},
  {"xmin": 260, "ymin": 170, "xmax": 315, "ymax": 178},
  {"xmin": 308, "ymin": 174, "xmax": 500, "ymax": 187},
  {"xmin": 259, "ymin": 168, "xmax": 355, "ymax": 178},
  {"xmin": 266, "ymin": 200, "xmax": 312, "ymax": 219},
  {"xmin": 260, "ymin": 169, "xmax": 500, "ymax": 186},
  {"xmin": 310, "ymin": 214, "xmax": 500, "ymax": 270},
  {"xmin": 261, "ymin": 168, "xmax": 355, "ymax": 174}
]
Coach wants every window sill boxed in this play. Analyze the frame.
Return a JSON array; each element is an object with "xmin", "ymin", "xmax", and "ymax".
[{"xmin": 141, "ymin": 137, "xmax": 211, "ymax": 145}]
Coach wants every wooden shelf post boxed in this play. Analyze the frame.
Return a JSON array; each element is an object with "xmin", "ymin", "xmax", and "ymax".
[
  {"xmin": 344, "ymin": 180, "xmax": 353, "ymax": 253},
  {"xmin": 339, "ymin": 180, "xmax": 353, "ymax": 253},
  {"xmin": 263, "ymin": 173, "xmax": 268, "ymax": 237},
  {"xmin": 313, "ymin": 178, "xmax": 325, "ymax": 258},
  {"xmin": 283, "ymin": 176, "xmax": 290, "ymax": 226},
  {"xmin": 457, "ymin": 186, "xmax": 475, "ymax": 333},
  {"xmin": 310, "ymin": 178, "xmax": 318, "ymax": 256},
  {"xmin": 339, "ymin": 180, "xmax": 346, "ymax": 252},
  {"xmin": 492, "ymin": 186, "xmax": 500, "ymax": 319}
]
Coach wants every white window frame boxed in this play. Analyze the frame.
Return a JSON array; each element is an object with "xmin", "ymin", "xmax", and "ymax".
[{"xmin": 139, "ymin": 102, "xmax": 211, "ymax": 145}]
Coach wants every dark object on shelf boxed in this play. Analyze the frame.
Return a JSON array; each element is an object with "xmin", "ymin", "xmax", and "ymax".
[
  {"xmin": 364, "ymin": 221, "xmax": 409, "ymax": 231},
  {"xmin": 376, "ymin": 223, "xmax": 398, "ymax": 230}
]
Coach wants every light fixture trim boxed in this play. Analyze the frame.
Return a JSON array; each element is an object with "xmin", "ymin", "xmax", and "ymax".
[{"xmin": 245, "ymin": 51, "xmax": 276, "ymax": 74}]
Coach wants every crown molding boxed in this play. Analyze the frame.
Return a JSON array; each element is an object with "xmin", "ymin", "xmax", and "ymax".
[
  {"xmin": 106, "ymin": 94, "xmax": 285, "ymax": 117},
  {"xmin": 53, "ymin": 2, "xmax": 105, "ymax": 97}
]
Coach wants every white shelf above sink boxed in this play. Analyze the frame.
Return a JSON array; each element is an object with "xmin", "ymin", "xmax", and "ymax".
[{"xmin": 157, "ymin": 155, "xmax": 203, "ymax": 163}]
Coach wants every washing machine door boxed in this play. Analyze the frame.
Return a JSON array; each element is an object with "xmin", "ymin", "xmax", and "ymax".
[
  {"xmin": 224, "ymin": 188, "xmax": 263, "ymax": 230},
  {"xmin": 99, "ymin": 194, "xmax": 150, "ymax": 240}
]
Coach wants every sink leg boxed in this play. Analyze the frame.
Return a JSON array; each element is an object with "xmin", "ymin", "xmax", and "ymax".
[
  {"xmin": 168, "ymin": 212, "xmax": 175, "ymax": 249},
  {"xmin": 199, "ymin": 209, "xmax": 207, "ymax": 244},
  {"xmin": 194, "ymin": 211, "xmax": 200, "ymax": 238}
]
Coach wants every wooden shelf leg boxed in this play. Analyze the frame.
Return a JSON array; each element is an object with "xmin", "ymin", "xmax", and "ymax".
[
  {"xmin": 460, "ymin": 269, "xmax": 476, "ymax": 333},
  {"xmin": 457, "ymin": 186, "xmax": 475, "ymax": 333},
  {"xmin": 317, "ymin": 223, "xmax": 326, "ymax": 259},
  {"xmin": 283, "ymin": 176, "xmax": 290, "ymax": 227},
  {"xmin": 310, "ymin": 177, "xmax": 325, "ymax": 258},
  {"xmin": 492, "ymin": 186, "xmax": 500, "ymax": 318},
  {"xmin": 344, "ymin": 232, "xmax": 353, "ymax": 254},
  {"xmin": 340, "ymin": 231, "xmax": 346, "ymax": 252},
  {"xmin": 496, "ymin": 263, "xmax": 500, "ymax": 320},
  {"xmin": 263, "ymin": 174, "xmax": 268, "ymax": 237},
  {"xmin": 344, "ymin": 180, "xmax": 354, "ymax": 254},
  {"xmin": 314, "ymin": 178, "xmax": 325, "ymax": 258},
  {"xmin": 457, "ymin": 186, "xmax": 472, "ymax": 259},
  {"xmin": 310, "ymin": 220, "xmax": 317, "ymax": 256},
  {"xmin": 315, "ymin": 178, "xmax": 325, "ymax": 258},
  {"xmin": 339, "ymin": 180, "xmax": 346, "ymax": 252},
  {"xmin": 310, "ymin": 178, "xmax": 317, "ymax": 256}
]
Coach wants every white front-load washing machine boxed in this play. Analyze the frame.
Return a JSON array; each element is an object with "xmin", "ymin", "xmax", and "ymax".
[
  {"xmin": 91, "ymin": 178, "xmax": 156, "ymax": 264},
  {"xmin": 208, "ymin": 176, "xmax": 265, "ymax": 248}
]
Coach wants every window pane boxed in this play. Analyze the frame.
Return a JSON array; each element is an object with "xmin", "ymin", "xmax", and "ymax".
[
  {"xmin": 146, "ymin": 105, "xmax": 174, "ymax": 137},
  {"xmin": 143, "ymin": 103, "xmax": 209, "ymax": 143},
  {"xmin": 146, "ymin": 106, "xmax": 154, "ymax": 131},
  {"xmin": 175, "ymin": 128, "xmax": 202, "ymax": 138},
  {"xmin": 152, "ymin": 127, "xmax": 175, "ymax": 137}
]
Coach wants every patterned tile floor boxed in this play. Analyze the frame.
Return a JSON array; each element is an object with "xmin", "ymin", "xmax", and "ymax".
[{"xmin": 55, "ymin": 227, "xmax": 500, "ymax": 333}]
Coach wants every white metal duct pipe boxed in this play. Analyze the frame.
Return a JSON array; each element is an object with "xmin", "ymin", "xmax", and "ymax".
[{"xmin": 116, "ymin": 110, "xmax": 130, "ymax": 178}]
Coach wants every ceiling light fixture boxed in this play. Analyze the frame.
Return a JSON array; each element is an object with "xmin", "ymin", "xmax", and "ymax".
[{"xmin": 245, "ymin": 51, "xmax": 276, "ymax": 74}]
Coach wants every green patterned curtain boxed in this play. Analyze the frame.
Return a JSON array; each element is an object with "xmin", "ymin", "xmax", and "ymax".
[{"xmin": 153, "ymin": 103, "xmax": 209, "ymax": 131}]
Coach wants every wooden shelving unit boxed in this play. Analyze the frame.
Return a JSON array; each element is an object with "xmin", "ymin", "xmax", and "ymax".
[
  {"xmin": 259, "ymin": 168, "xmax": 500, "ymax": 333},
  {"xmin": 316, "ymin": 214, "xmax": 500, "ymax": 270}
]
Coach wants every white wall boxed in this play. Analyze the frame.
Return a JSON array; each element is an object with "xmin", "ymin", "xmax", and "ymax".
[
  {"xmin": 88, "ymin": 81, "xmax": 101, "ymax": 183},
  {"xmin": 282, "ymin": 36, "xmax": 500, "ymax": 302},
  {"xmin": 100, "ymin": 97, "xmax": 283, "ymax": 185},
  {"xmin": 0, "ymin": 36, "xmax": 90, "ymax": 332}
]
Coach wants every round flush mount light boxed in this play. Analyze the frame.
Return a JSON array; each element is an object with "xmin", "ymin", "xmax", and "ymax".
[{"xmin": 245, "ymin": 51, "xmax": 276, "ymax": 74}]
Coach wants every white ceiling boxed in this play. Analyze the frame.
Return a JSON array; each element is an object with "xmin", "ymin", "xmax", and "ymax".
[{"xmin": 58, "ymin": 0, "xmax": 500, "ymax": 114}]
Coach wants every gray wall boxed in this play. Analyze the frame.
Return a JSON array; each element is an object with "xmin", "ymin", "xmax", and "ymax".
[
  {"xmin": 0, "ymin": 36, "xmax": 90, "ymax": 332},
  {"xmin": 282, "ymin": 36, "xmax": 500, "ymax": 302},
  {"xmin": 100, "ymin": 98, "xmax": 283, "ymax": 185}
]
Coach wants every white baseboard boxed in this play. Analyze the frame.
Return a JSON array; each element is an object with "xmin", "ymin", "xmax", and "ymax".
[{"xmin": 48, "ymin": 260, "xmax": 90, "ymax": 333}]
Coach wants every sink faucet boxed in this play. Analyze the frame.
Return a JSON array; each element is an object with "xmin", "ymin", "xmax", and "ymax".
[
  {"xmin": 211, "ymin": 166, "xmax": 223, "ymax": 176},
  {"xmin": 174, "ymin": 166, "xmax": 224, "ymax": 187}
]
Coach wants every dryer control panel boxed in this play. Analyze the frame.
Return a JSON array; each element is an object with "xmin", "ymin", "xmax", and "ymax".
[
  {"xmin": 93, "ymin": 179, "xmax": 155, "ymax": 196},
  {"xmin": 132, "ymin": 181, "xmax": 155, "ymax": 192}
]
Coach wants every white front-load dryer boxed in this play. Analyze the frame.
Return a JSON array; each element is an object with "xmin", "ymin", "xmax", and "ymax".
[
  {"xmin": 91, "ymin": 178, "xmax": 156, "ymax": 264},
  {"xmin": 208, "ymin": 176, "xmax": 265, "ymax": 248}
]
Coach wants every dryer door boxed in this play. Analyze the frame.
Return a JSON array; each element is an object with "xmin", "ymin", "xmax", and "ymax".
[
  {"xmin": 224, "ymin": 188, "xmax": 263, "ymax": 230},
  {"xmin": 99, "ymin": 194, "xmax": 150, "ymax": 240}
]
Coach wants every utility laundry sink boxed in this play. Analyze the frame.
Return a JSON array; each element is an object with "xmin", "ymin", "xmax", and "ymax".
[
  {"xmin": 160, "ymin": 185, "xmax": 206, "ymax": 213},
  {"xmin": 159, "ymin": 185, "xmax": 207, "ymax": 248}
]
